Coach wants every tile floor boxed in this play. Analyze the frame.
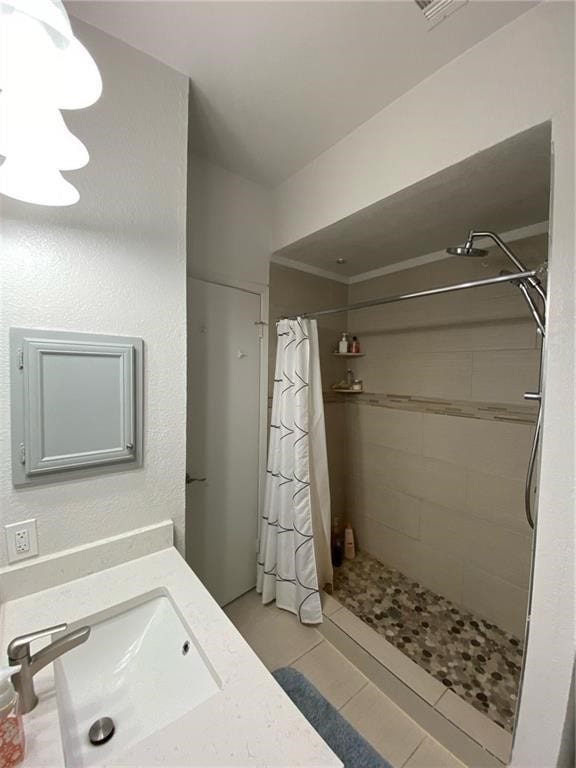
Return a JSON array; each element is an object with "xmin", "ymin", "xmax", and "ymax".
[
  {"xmin": 224, "ymin": 589, "xmax": 465, "ymax": 768},
  {"xmin": 333, "ymin": 551, "xmax": 523, "ymax": 732}
]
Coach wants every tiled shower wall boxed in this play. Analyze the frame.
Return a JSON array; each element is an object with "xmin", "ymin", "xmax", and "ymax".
[
  {"xmin": 346, "ymin": 235, "xmax": 545, "ymax": 638},
  {"xmin": 268, "ymin": 263, "xmax": 348, "ymax": 520},
  {"xmin": 269, "ymin": 234, "xmax": 545, "ymax": 638}
]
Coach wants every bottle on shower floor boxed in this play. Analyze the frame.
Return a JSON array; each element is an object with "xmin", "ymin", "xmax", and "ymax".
[
  {"xmin": 344, "ymin": 524, "xmax": 356, "ymax": 560},
  {"xmin": 331, "ymin": 517, "xmax": 344, "ymax": 567}
]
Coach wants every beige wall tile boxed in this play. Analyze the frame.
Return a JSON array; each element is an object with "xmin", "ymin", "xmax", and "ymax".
[
  {"xmin": 354, "ymin": 350, "xmax": 473, "ymax": 400},
  {"xmin": 351, "ymin": 515, "xmax": 444, "ymax": 595},
  {"xmin": 420, "ymin": 503, "xmax": 532, "ymax": 588},
  {"xmin": 349, "ymin": 479, "xmax": 422, "ymax": 540},
  {"xmin": 352, "ymin": 512, "xmax": 388, "ymax": 562},
  {"xmin": 461, "ymin": 565, "xmax": 529, "ymax": 638},
  {"xmin": 349, "ymin": 404, "xmax": 424, "ymax": 454},
  {"xmin": 324, "ymin": 402, "xmax": 347, "ymax": 519},
  {"xmin": 472, "ymin": 349, "xmax": 540, "ymax": 404},
  {"xmin": 420, "ymin": 412, "xmax": 534, "ymax": 479},
  {"xmin": 351, "ymin": 320, "xmax": 536, "ymax": 356},
  {"xmin": 353, "ymin": 512, "xmax": 423, "ymax": 581},
  {"xmin": 349, "ymin": 444, "xmax": 467, "ymax": 512},
  {"xmin": 465, "ymin": 469, "xmax": 527, "ymax": 533},
  {"xmin": 409, "ymin": 543, "xmax": 464, "ymax": 607}
]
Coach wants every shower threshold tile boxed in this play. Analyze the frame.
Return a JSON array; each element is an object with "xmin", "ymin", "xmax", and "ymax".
[
  {"xmin": 435, "ymin": 690, "xmax": 512, "ymax": 763},
  {"xmin": 331, "ymin": 606, "xmax": 445, "ymax": 705},
  {"xmin": 321, "ymin": 592, "xmax": 343, "ymax": 617},
  {"xmin": 332, "ymin": 551, "xmax": 523, "ymax": 733}
]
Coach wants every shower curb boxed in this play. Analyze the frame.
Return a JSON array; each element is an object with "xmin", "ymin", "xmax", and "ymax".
[{"xmin": 320, "ymin": 611, "xmax": 507, "ymax": 767}]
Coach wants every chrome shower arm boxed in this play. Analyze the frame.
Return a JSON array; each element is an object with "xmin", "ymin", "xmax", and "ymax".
[
  {"xmin": 467, "ymin": 230, "xmax": 547, "ymax": 301},
  {"xmin": 466, "ymin": 230, "xmax": 527, "ymax": 273}
]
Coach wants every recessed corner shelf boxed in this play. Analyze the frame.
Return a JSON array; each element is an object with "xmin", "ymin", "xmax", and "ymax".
[
  {"xmin": 332, "ymin": 388, "xmax": 363, "ymax": 394},
  {"xmin": 332, "ymin": 352, "xmax": 365, "ymax": 357}
]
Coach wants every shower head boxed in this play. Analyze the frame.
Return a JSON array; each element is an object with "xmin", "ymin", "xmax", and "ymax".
[
  {"xmin": 447, "ymin": 229, "xmax": 488, "ymax": 258},
  {"xmin": 446, "ymin": 244, "xmax": 488, "ymax": 257}
]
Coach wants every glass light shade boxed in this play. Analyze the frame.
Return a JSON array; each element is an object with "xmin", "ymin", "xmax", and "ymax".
[
  {"xmin": 0, "ymin": 3, "xmax": 102, "ymax": 109},
  {"xmin": 2, "ymin": 0, "xmax": 73, "ymax": 39},
  {"xmin": 0, "ymin": 91, "xmax": 89, "ymax": 169},
  {"xmin": 0, "ymin": 156, "xmax": 79, "ymax": 205}
]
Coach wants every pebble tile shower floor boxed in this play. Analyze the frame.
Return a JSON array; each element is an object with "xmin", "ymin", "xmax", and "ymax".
[{"xmin": 332, "ymin": 551, "xmax": 523, "ymax": 732}]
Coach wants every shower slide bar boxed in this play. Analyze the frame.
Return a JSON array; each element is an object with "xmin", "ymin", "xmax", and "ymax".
[{"xmin": 282, "ymin": 269, "xmax": 539, "ymax": 320}]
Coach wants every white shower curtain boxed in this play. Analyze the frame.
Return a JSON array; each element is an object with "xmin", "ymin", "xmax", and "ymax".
[{"xmin": 257, "ymin": 318, "xmax": 333, "ymax": 624}]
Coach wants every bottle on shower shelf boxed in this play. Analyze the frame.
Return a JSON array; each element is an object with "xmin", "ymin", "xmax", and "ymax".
[
  {"xmin": 350, "ymin": 336, "xmax": 360, "ymax": 353},
  {"xmin": 338, "ymin": 333, "xmax": 349, "ymax": 354}
]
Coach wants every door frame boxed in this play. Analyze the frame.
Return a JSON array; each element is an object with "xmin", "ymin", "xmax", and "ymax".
[{"xmin": 186, "ymin": 275, "xmax": 269, "ymax": 577}]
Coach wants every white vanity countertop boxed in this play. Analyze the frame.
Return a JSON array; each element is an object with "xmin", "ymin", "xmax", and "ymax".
[{"xmin": 0, "ymin": 547, "xmax": 342, "ymax": 767}]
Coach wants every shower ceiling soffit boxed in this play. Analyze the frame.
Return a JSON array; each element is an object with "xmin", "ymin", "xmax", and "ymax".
[
  {"xmin": 272, "ymin": 124, "xmax": 552, "ymax": 281},
  {"xmin": 272, "ymin": 221, "xmax": 549, "ymax": 286}
]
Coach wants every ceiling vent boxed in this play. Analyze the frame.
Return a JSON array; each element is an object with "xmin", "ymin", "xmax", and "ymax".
[{"xmin": 415, "ymin": 0, "xmax": 468, "ymax": 26}]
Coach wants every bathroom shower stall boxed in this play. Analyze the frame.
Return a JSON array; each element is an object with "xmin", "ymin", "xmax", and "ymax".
[{"xmin": 267, "ymin": 123, "xmax": 551, "ymax": 759}]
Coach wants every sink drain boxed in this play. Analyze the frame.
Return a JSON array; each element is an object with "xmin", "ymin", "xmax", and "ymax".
[{"xmin": 89, "ymin": 717, "xmax": 115, "ymax": 746}]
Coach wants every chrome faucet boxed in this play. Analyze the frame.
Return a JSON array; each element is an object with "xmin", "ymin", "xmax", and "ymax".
[{"xmin": 8, "ymin": 622, "xmax": 91, "ymax": 714}]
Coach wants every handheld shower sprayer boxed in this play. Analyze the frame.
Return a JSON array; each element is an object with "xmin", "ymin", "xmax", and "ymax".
[{"xmin": 447, "ymin": 230, "xmax": 547, "ymax": 530}]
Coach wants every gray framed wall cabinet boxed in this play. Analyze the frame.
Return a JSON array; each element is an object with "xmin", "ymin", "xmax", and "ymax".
[{"xmin": 10, "ymin": 329, "xmax": 143, "ymax": 486}]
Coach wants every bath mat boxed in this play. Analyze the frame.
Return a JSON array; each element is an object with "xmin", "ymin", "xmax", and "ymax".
[{"xmin": 273, "ymin": 667, "xmax": 391, "ymax": 768}]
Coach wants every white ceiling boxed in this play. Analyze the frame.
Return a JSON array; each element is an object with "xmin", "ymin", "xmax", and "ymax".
[
  {"xmin": 274, "ymin": 122, "xmax": 552, "ymax": 276},
  {"xmin": 67, "ymin": 0, "xmax": 537, "ymax": 186}
]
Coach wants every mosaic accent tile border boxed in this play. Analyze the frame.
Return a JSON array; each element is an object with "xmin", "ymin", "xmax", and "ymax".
[
  {"xmin": 333, "ymin": 551, "xmax": 523, "ymax": 733},
  {"xmin": 349, "ymin": 392, "xmax": 537, "ymax": 424},
  {"xmin": 268, "ymin": 390, "xmax": 346, "ymax": 407},
  {"xmin": 269, "ymin": 391, "xmax": 536, "ymax": 422}
]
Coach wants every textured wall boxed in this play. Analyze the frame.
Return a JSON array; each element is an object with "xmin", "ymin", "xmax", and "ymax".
[
  {"xmin": 268, "ymin": 264, "xmax": 348, "ymax": 522},
  {"xmin": 0, "ymin": 19, "xmax": 189, "ymax": 566}
]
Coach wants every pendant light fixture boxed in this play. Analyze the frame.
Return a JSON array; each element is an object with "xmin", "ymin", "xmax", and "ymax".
[{"xmin": 0, "ymin": 0, "xmax": 102, "ymax": 206}]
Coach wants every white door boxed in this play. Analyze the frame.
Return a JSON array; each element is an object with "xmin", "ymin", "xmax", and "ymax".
[{"xmin": 186, "ymin": 278, "xmax": 262, "ymax": 606}]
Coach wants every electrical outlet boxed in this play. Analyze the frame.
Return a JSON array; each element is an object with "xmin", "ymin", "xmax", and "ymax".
[
  {"xmin": 15, "ymin": 528, "xmax": 30, "ymax": 553},
  {"xmin": 5, "ymin": 519, "xmax": 38, "ymax": 563}
]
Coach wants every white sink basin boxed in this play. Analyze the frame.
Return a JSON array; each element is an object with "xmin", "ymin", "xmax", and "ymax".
[{"xmin": 54, "ymin": 591, "xmax": 220, "ymax": 767}]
